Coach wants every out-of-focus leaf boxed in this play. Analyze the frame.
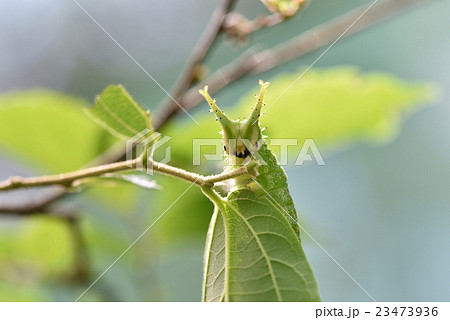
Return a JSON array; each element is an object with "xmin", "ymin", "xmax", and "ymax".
[
  {"xmin": 163, "ymin": 67, "xmax": 438, "ymax": 165},
  {"xmin": 99, "ymin": 172, "xmax": 161, "ymax": 190},
  {"xmin": 78, "ymin": 204, "xmax": 161, "ymax": 301},
  {"xmin": 0, "ymin": 218, "xmax": 73, "ymax": 274},
  {"xmin": 149, "ymin": 176, "xmax": 213, "ymax": 246},
  {"xmin": 0, "ymin": 90, "xmax": 118, "ymax": 173},
  {"xmin": 84, "ymin": 85, "xmax": 152, "ymax": 140},
  {"xmin": 0, "ymin": 281, "xmax": 47, "ymax": 302},
  {"xmin": 254, "ymin": 67, "xmax": 438, "ymax": 149}
]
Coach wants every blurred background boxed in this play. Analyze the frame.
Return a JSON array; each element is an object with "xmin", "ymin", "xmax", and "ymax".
[{"xmin": 0, "ymin": 0, "xmax": 449, "ymax": 301}]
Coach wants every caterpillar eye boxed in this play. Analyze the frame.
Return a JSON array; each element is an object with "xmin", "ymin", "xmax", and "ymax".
[
  {"xmin": 223, "ymin": 145, "xmax": 227, "ymax": 151},
  {"xmin": 235, "ymin": 149, "xmax": 251, "ymax": 159}
]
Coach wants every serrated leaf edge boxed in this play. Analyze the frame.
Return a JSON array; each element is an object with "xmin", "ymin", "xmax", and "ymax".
[{"xmin": 84, "ymin": 85, "xmax": 151, "ymax": 140}]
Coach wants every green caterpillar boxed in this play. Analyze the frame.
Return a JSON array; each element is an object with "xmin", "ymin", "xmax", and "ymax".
[{"xmin": 199, "ymin": 81, "xmax": 320, "ymax": 302}]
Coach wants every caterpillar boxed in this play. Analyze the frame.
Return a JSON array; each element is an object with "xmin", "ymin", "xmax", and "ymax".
[{"xmin": 198, "ymin": 81, "xmax": 320, "ymax": 302}]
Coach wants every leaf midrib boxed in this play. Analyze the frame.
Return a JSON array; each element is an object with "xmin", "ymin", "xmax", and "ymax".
[
  {"xmin": 97, "ymin": 95, "xmax": 139, "ymax": 136},
  {"xmin": 226, "ymin": 200, "xmax": 283, "ymax": 301}
]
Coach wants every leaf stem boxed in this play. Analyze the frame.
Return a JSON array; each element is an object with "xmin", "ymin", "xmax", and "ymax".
[{"xmin": 200, "ymin": 187, "xmax": 226, "ymax": 211}]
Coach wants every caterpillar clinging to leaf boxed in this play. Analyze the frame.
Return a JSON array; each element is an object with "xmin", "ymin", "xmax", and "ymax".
[{"xmin": 198, "ymin": 81, "xmax": 320, "ymax": 302}]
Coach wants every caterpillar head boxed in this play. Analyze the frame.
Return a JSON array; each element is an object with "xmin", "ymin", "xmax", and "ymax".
[{"xmin": 199, "ymin": 80, "xmax": 269, "ymax": 163}]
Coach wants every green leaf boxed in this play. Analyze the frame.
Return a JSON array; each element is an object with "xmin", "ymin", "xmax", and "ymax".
[
  {"xmin": 0, "ymin": 217, "xmax": 73, "ymax": 282},
  {"xmin": 239, "ymin": 67, "xmax": 438, "ymax": 151},
  {"xmin": 85, "ymin": 85, "xmax": 152, "ymax": 140},
  {"xmin": 99, "ymin": 172, "xmax": 161, "ymax": 190},
  {"xmin": 202, "ymin": 188, "xmax": 320, "ymax": 302},
  {"xmin": 0, "ymin": 90, "xmax": 117, "ymax": 173}
]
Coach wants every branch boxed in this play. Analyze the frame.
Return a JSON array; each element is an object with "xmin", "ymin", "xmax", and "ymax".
[
  {"xmin": 0, "ymin": 157, "xmax": 250, "ymax": 193},
  {"xmin": 0, "ymin": 188, "xmax": 66, "ymax": 215},
  {"xmin": 0, "ymin": 141, "xmax": 127, "ymax": 215},
  {"xmin": 205, "ymin": 166, "xmax": 249, "ymax": 184},
  {"xmin": 165, "ymin": 0, "xmax": 435, "ymax": 118},
  {"xmin": 0, "ymin": 160, "xmax": 138, "ymax": 191},
  {"xmin": 222, "ymin": 12, "xmax": 286, "ymax": 40},
  {"xmin": 66, "ymin": 217, "xmax": 90, "ymax": 284},
  {"xmin": 154, "ymin": 0, "xmax": 236, "ymax": 129},
  {"xmin": 250, "ymin": 0, "xmax": 434, "ymax": 74}
]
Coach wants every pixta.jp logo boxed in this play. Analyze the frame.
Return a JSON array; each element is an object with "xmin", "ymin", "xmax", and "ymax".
[{"xmin": 126, "ymin": 129, "xmax": 172, "ymax": 175}]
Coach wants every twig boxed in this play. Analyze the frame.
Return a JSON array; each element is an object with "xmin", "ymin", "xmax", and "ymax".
[
  {"xmin": 0, "ymin": 188, "xmax": 66, "ymax": 215},
  {"xmin": 177, "ymin": 49, "xmax": 261, "ymax": 115},
  {"xmin": 0, "ymin": 160, "xmax": 139, "ymax": 191},
  {"xmin": 250, "ymin": 0, "xmax": 434, "ymax": 74},
  {"xmin": 205, "ymin": 166, "xmax": 248, "ymax": 184},
  {"xmin": 0, "ymin": 141, "xmax": 126, "ymax": 215},
  {"xmin": 148, "ymin": 159, "xmax": 209, "ymax": 187},
  {"xmin": 222, "ymin": 12, "xmax": 286, "ymax": 39},
  {"xmin": 66, "ymin": 217, "xmax": 90, "ymax": 284},
  {"xmin": 165, "ymin": 0, "xmax": 434, "ymax": 119},
  {"xmin": 0, "ymin": 157, "xmax": 249, "ymax": 192},
  {"xmin": 155, "ymin": 0, "xmax": 236, "ymax": 129}
]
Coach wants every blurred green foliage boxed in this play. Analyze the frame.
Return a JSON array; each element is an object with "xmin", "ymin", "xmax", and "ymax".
[
  {"xmin": 0, "ymin": 90, "xmax": 117, "ymax": 173},
  {"xmin": 0, "ymin": 217, "xmax": 73, "ymax": 301},
  {"xmin": 164, "ymin": 67, "xmax": 436, "ymax": 166}
]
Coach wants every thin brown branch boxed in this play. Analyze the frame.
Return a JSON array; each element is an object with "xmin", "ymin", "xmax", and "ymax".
[
  {"xmin": 178, "ymin": 49, "xmax": 261, "ymax": 113},
  {"xmin": 250, "ymin": 0, "xmax": 434, "ymax": 74},
  {"xmin": 0, "ymin": 141, "xmax": 127, "ymax": 215},
  {"xmin": 0, "ymin": 160, "xmax": 138, "ymax": 191},
  {"xmin": 148, "ymin": 159, "xmax": 209, "ymax": 187},
  {"xmin": 0, "ymin": 188, "xmax": 66, "ymax": 215},
  {"xmin": 205, "ymin": 166, "xmax": 249, "ymax": 184},
  {"xmin": 150, "ymin": 160, "xmax": 250, "ymax": 187},
  {"xmin": 0, "ymin": 157, "xmax": 250, "ymax": 194},
  {"xmin": 66, "ymin": 217, "xmax": 90, "ymax": 284},
  {"xmin": 167, "ymin": 0, "xmax": 435, "ymax": 119},
  {"xmin": 154, "ymin": 0, "xmax": 236, "ymax": 129},
  {"xmin": 222, "ymin": 12, "xmax": 286, "ymax": 39}
]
